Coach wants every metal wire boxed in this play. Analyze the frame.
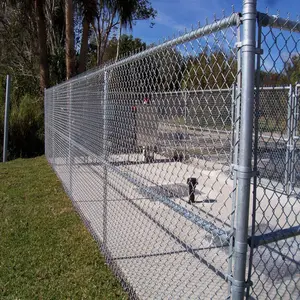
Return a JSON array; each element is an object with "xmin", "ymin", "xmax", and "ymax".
[
  {"xmin": 44, "ymin": 7, "xmax": 300, "ymax": 300},
  {"xmin": 247, "ymin": 11, "xmax": 300, "ymax": 300}
]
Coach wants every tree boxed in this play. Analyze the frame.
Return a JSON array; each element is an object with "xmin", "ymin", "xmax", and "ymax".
[
  {"xmin": 81, "ymin": 0, "xmax": 156, "ymax": 69},
  {"xmin": 182, "ymin": 49, "xmax": 237, "ymax": 90},
  {"xmin": 259, "ymin": 71, "xmax": 288, "ymax": 86},
  {"xmin": 65, "ymin": 0, "xmax": 75, "ymax": 79},
  {"xmin": 1, "ymin": 0, "xmax": 156, "ymax": 82},
  {"xmin": 77, "ymin": 0, "xmax": 98, "ymax": 73},
  {"xmin": 68, "ymin": 0, "xmax": 155, "ymax": 75},
  {"xmin": 45, "ymin": 0, "xmax": 66, "ymax": 85},
  {"xmin": 0, "ymin": 0, "xmax": 50, "ymax": 92},
  {"xmin": 259, "ymin": 55, "xmax": 300, "ymax": 87},
  {"xmin": 102, "ymin": 34, "xmax": 146, "ymax": 62},
  {"xmin": 0, "ymin": 0, "xmax": 157, "ymax": 160},
  {"xmin": 284, "ymin": 54, "xmax": 300, "ymax": 85},
  {"xmin": 35, "ymin": 0, "xmax": 50, "ymax": 90},
  {"xmin": 151, "ymin": 47, "xmax": 186, "ymax": 92},
  {"xmin": 0, "ymin": 0, "xmax": 66, "ymax": 160},
  {"xmin": 106, "ymin": 45, "xmax": 185, "ymax": 96},
  {"xmin": 0, "ymin": 3, "xmax": 39, "ymax": 81}
]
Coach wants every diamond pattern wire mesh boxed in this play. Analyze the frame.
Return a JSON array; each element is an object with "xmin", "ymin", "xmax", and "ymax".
[
  {"xmin": 247, "ymin": 13, "xmax": 300, "ymax": 300},
  {"xmin": 257, "ymin": 87, "xmax": 290, "ymax": 187},
  {"xmin": 45, "ymin": 14, "xmax": 240, "ymax": 299},
  {"xmin": 44, "ymin": 9, "xmax": 300, "ymax": 300}
]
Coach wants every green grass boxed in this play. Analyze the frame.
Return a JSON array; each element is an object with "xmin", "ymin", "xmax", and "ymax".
[{"xmin": 0, "ymin": 156, "xmax": 128, "ymax": 300}]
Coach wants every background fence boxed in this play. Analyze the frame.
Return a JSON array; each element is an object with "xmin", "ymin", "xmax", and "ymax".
[{"xmin": 45, "ymin": 3, "xmax": 300, "ymax": 299}]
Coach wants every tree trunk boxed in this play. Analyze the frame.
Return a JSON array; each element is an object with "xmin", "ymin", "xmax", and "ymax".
[
  {"xmin": 35, "ymin": 0, "xmax": 49, "ymax": 92},
  {"xmin": 98, "ymin": 34, "xmax": 110, "ymax": 66},
  {"xmin": 115, "ymin": 22, "xmax": 122, "ymax": 62},
  {"xmin": 78, "ymin": 17, "xmax": 89, "ymax": 74},
  {"xmin": 65, "ymin": 0, "xmax": 75, "ymax": 79}
]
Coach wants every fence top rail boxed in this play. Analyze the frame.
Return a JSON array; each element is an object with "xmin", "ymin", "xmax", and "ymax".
[
  {"xmin": 46, "ymin": 13, "xmax": 241, "ymax": 92},
  {"xmin": 106, "ymin": 89, "xmax": 232, "ymax": 96},
  {"xmin": 106, "ymin": 86, "xmax": 291, "ymax": 95},
  {"xmin": 257, "ymin": 86, "xmax": 291, "ymax": 91},
  {"xmin": 259, "ymin": 12, "xmax": 300, "ymax": 33}
]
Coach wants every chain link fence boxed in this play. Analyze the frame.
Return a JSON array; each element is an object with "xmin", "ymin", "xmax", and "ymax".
[
  {"xmin": 45, "ymin": 4, "xmax": 300, "ymax": 299},
  {"xmin": 246, "ymin": 12, "xmax": 300, "ymax": 300}
]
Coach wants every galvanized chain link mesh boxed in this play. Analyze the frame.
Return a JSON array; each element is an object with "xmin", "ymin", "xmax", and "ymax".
[
  {"xmin": 246, "ymin": 12, "xmax": 300, "ymax": 300},
  {"xmin": 44, "ymin": 9, "xmax": 300, "ymax": 300},
  {"xmin": 45, "ymin": 14, "xmax": 240, "ymax": 299}
]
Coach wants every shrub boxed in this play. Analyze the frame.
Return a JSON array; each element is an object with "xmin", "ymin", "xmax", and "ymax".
[{"xmin": 0, "ymin": 93, "xmax": 44, "ymax": 160}]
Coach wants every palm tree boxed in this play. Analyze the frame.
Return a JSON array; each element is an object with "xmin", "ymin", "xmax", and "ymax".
[
  {"xmin": 35, "ymin": 0, "xmax": 49, "ymax": 90},
  {"xmin": 114, "ymin": 0, "xmax": 137, "ymax": 62},
  {"xmin": 65, "ymin": 0, "xmax": 75, "ymax": 79},
  {"xmin": 76, "ymin": 0, "xmax": 137, "ymax": 72},
  {"xmin": 67, "ymin": 0, "xmax": 155, "ymax": 75},
  {"xmin": 77, "ymin": 0, "xmax": 97, "ymax": 74}
]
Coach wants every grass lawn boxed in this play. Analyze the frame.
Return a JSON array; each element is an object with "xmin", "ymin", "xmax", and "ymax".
[{"xmin": 0, "ymin": 156, "xmax": 128, "ymax": 299}]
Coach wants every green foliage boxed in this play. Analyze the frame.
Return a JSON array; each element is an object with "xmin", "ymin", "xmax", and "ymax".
[
  {"xmin": 0, "ymin": 0, "xmax": 39, "ymax": 80},
  {"xmin": 260, "ymin": 71, "xmax": 289, "ymax": 86},
  {"xmin": 11, "ymin": 75, "xmax": 40, "ymax": 99},
  {"xmin": 0, "ymin": 0, "xmax": 157, "ymax": 160},
  {"xmin": 107, "ymin": 46, "xmax": 185, "ymax": 95},
  {"xmin": 102, "ymin": 34, "xmax": 146, "ymax": 62},
  {"xmin": 0, "ymin": 156, "xmax": 128, "ymax": 299},
  {"xmin": 260, "ymin": 54, "xmax": 300, "ymax": 86},
  {"xmin": 145, "ymin": 46, "xmax": 185, "ymax": 91},
  {"xmin": 0, "ymin": 93, "xmax": 44, "ymax": 160},
  {"xmin": 84, "ymin": 0, "xmax": 156, "ymax": 65},
  {"xmin": 132, "ymin": 0, "xmax": 156, "ymax": 23},
  {"xmin": 182, "ymin": 50, "xmax": 237, "ymax": 90},
  {"xmin": 285, "ymin": 55, "xmax": 300, "ymax": 84},
  {"xmin": 49, "ymin": 47, "xmax": 67, "ymax": 86}
]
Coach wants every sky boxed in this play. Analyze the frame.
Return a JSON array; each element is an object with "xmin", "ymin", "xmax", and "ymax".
[
  {"xmin": 124, "ymin": 0, "xmax": 300, "ymax": 73},
  {"xmin": 129, "ymin": 0, "xmax": 300, "ymax": 45}
]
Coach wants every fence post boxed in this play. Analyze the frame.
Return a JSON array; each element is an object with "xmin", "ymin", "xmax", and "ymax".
[
  {"xmin": 52, "ymin": 89, "xmax": 55, "ymax": 165},
  {"xmin": 232, "ymin": 1, "xmax": 257, "ymax": 299},
  {"xmin": 184, "ymin": 89, "xmax": 187, "ymax": 158},
  {"xmin": 292, "ymin": 84, "xmax": 300, "ymax": 190},
  {"xmin": 103, "ymin": 70, "xmax": 108, "ymax": 249},
  {"xmin": 228, "ymin": 82, "xmax": 238, "ymax": 292},
  {"xmin": 68, "ymin": 82, "xmax": 73, "ymax": 195},
  {"xmin": 285, "ymin": 84, "xmax": 294, "ymax": 194},
  {"xmin": 44, "ymin": 88, "xmax": 48, "ymax": 159},
  {"xmin": 230, "ymin": 83, "xmax": 237, "ymax": 173},
  {"xmin": 3, "ymin": 75, "xmax": 11, "ymax": 163}
]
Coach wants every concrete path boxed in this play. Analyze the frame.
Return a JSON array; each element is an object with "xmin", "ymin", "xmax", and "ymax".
[{"xmin": 51, "ymin": 154, "xmax": 300, "ymax": 299}]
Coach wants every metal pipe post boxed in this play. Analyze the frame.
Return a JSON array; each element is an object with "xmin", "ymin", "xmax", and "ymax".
[
  {"xmin": 103, "ymin": 70, "xmax": 108, "ymax": 249},
  {"xmin": 184, "ymin": 89, "xmax": 187, "ymax": 159},
  {"xmin": 232, "ymin": 1, "xmax": 257, "ymax": 299},
  {"xmin": 3, "ymin": 75, "xmax": 11, "ymax": 162},
  {"xmin": 291, "ymin": 86, "xmax": 297, "ymax": 191},
  {"xmin": 52, "ymin": 90, "xmax": 55, "ymax": 165},
  {"xmin": 285, "ymin": 85, "xmax": 293, "ymax": 194},
  {"xmin": 44, "ymin": 88, "xmax": 47, "ymax": 158},
  {"xmin": 292, "ymin": 84, "xmax": 300, "ymax": 189},
  {"xmin": 228, "ymin": 82, "xmax": 238, "ymax": 294},
  {"xmin": 228, "ymin": 25, "xmax": 242, "ymax": 296},
  {"xmin": 246, "ymin": 16, "xmax": 263, "ymax": 298},
  {"xmin": 68, "ymin": 82, "xmax": 73, "ymax": 195}
]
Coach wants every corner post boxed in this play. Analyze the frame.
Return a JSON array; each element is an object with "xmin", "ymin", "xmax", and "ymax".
[{"xmin": 232, "ymin": 1, "xmax": 257, "ymax": 299}]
